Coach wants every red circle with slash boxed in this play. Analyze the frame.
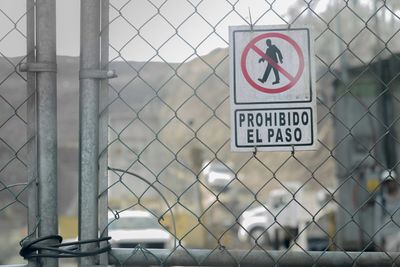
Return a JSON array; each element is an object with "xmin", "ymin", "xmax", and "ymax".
[{"xmin": 241, "ymin": 32, "xmax": 304, "ymax": 94}]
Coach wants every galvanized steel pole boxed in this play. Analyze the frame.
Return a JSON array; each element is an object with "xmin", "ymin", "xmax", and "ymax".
[
  {"xmin": 79, "ymin": 0, "xmax": 101, "ymax": 265},
  {"xmin": 36, "ymin": 0, "xmax": 58, "ymax": 266},
  {"xmin": 98, "ymin": 0, "xmax": 110, "ymax": 265},
  {"xmin": 26, "ymin": 1, "xmax": 38, "ymax": 267}
]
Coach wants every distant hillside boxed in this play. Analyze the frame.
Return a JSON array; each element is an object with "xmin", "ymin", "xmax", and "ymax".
[{"xmin": 0, "ymin": 50, "xmax": 336, "ymax": 215}]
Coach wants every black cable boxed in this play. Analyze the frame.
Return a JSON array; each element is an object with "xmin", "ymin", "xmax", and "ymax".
[{"xmin": 20, "ymin": 235, "xmax": 111, "ymax": 259}]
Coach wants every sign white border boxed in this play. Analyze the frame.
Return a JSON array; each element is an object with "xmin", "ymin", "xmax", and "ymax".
[{"xmin": 229, "ymin": 25, "xmax": 317, "ymax": 152}]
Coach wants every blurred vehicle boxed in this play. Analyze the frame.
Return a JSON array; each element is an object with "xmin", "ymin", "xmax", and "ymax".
[
  {"xmin": 108, "ymin": 210, "xmax": 172, "ymax": 249},
  {"xmin": 304, "ymin": 209, "xmax": 333, "ymax": 251},
  {"xmin": 204, "ymin": 162, "xmax": 235, "ymax": 189},
  {"xmin": 238, "ymin": 183, "xmax": 304, "ymax": 248}
]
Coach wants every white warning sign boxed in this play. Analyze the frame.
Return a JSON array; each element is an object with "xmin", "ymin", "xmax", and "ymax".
[{"xmin": 229, "ymin": 25, "xmax": 317, "ymax": 152}]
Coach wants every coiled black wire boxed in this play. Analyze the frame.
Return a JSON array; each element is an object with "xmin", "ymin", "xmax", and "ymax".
[{"xmin": 20, "ymin": 235, "xmax": 111, "ymax": 259}]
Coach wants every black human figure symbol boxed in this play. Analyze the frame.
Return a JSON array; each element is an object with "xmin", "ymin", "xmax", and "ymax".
[{"xmin": 258, "ymin": 39, "xmax": 283, "ymax": 85}]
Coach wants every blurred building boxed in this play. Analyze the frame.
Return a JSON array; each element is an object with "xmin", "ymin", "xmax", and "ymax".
[{"xmin": 333, "ymin": 54, "xmax": 400, "ymax": 250}]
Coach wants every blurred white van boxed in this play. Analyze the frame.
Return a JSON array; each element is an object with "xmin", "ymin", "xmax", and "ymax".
[
  {"xmin": 203, "ymin": 162, "xmax": 235, "ymax": 189},
  {"xmin": 108, "ymin": 210, "xmax": 172, "ymax": 249},
  {"xmin": 238, "ymin": 183, "xmax": 303, "ymax": 247}
]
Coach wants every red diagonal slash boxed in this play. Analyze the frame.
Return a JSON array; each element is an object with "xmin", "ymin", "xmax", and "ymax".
[
  {"xmin": 240, "ymin": 32, "xmax": 304, "ymax": 94},
  {"xmin": 251, "ymin": 44, "xmax": 295, "ymax": 82}
]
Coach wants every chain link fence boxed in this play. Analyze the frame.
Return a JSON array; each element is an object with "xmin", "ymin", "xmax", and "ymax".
[
  {"xmin": 0, "ymin": 1, "xmax": 36, "ymax": 265},
  {"xmin": 2, "ymin": 0, "xmax": 400, "ymax": 266},
  {"xmin": 98, "ymin": 0, "xmax": 400, "ymax": 266}
]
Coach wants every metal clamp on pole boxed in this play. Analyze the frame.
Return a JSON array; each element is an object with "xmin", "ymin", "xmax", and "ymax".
[
  {"xmin": 79, "ymin": 69, "xmax": 117, "ymax": 80},
  {"xmin": 19, "ymin": 62, "xmax": 57, "ymax": 73}
]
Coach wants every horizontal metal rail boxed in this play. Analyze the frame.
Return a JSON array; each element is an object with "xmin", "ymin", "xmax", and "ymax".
[{"xmin": 109, "ymin": 248, "xmax": 400, "ymax": 267}]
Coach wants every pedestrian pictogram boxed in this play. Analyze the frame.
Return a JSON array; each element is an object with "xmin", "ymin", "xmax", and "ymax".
[
  {"xmin": 258, "ymin": 39, "xmax": 283, "ymax": 85},
  {"xmin": 240, "ymin": 32, "xmax": 305, "ymax": 95},
  {"xmin": 229, "ymin": 25, "xmax": 317, "ymax": 152}
]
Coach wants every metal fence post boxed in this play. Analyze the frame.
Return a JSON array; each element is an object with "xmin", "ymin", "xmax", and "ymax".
[
  {"xmin": 79, "ymin": 0, "xmax": 101, "ymax": 265},
  {"xmin": 99, "ymin": 0, "xmax": 110, "ymax": 265},
  {"xmin": 36, "ymin": 0, "xmax": 58, "ymax": 266},
  {"xmin": 26, "ymin": 0, "xmax": 38, "ymax": 266}
]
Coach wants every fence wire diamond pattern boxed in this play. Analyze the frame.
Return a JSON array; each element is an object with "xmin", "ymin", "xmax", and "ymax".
[{"xmin": 100, "ymin": 0, "xmax": 400, "ymax": 266}]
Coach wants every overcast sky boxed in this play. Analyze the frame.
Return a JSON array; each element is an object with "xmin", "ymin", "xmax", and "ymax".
[{"xmin": 0, "ymin": 0, "xmax": 333, "ymax": 62}]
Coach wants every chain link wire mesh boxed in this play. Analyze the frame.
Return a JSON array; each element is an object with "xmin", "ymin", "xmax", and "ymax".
[
  {"xmin": 100, "ymin": 0, "xmax": 400, "ymax": 265},
  {"xmin": 0, "ymin": 1, "xmax": 35, "ymax": 265}
]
